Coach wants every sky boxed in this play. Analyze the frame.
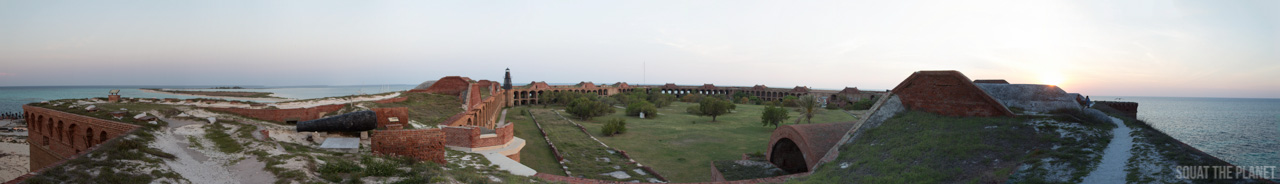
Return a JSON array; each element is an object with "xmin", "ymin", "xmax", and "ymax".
[{"xmin": 1, "ymin": 0, "xmax": 1277, "ymax": 98}]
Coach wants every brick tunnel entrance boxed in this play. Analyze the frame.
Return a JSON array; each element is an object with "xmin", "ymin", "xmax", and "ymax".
[{"xmin": 770, "ymin": 138, "xmax": 808, "ymax": 173}]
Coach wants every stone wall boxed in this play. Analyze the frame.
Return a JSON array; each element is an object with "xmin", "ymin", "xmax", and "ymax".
[
  {"xmin": 1096, "ymin": 101, "xmax": 1139, "ymax": 118},
  {"xmin": 206, "ymin": 104, "xmax": 346, "ymax": 123},
  {"xmin": 890, "ymin": 70, "xmax": 1014, "ymax": 117},
  {"xmin": 21, "ymin": 105, "xmax": 141, "ymax": 172},
  {"xmin": 975, "ymin": 83, "xmax": 1082, "ymax": 112},
  {"xmin": 371, "ymin": 127, "xmax": 447, "ymax": 164}
]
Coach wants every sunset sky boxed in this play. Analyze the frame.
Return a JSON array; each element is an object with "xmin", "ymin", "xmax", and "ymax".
[{"xmin": 1, "ymin": 0, "xmax": 1277, "ymax": 98}]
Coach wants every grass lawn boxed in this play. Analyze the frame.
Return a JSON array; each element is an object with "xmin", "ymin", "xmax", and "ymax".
[
  {"xmin": 527, "ymin": 108, "xmax": 655, "ymax": 181},
  {"xmin": 507, "ymin": 107, "xmax": 568, "ymax": 176},
  {"xmin": 362, "ymin": 92, "xmax": 462, "ymax": 127},
  {"xmin": 553, "ymin": 102, "xmax": 857, "ymax": 182}
]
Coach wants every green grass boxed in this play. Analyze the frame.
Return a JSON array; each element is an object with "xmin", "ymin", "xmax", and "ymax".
[
  {"xmin": 527, "ymin": 108, "xmax": 647, "ymax": 181},
  {"xmin": 363, "ymin": 92, "xmax": 464, "ymax": 127},
  {"xmin": 795, "ymin": 111, "xmax": 1041, "ymax": 183},
  {"xmin": 204, "ymin": 122, "xmax": 244, "ymax": 153},
  {"xmin": 508, "ymin": 107, "xmax": 568, "ymax": 176},
  {"xmin": 526, "ymin": 101, "xmax": 856, "ymax": 182}
]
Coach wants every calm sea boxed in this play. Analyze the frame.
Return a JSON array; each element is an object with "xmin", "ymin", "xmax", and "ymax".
[
  {"xmin": 1095, "ymin": 96, "xmax": 1280, "ymax": 169},
  {"xmin": 0, "ymin": 85, "xmax": 414, "ymax": 114}
]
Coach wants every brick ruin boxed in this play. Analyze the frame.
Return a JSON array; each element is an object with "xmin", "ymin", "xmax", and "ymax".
[
  {"xmin": 890, "ymin": 70, "xmax": 1015, "ymax": 117},
  {"xmin": 765, "ymin": 122, "xmax": 858, "ymax": 174},
  {"xmin": 371, "ymin": 125, "xmax": 447, "ymax": 164},
  {"xmin": 508, "ymin": 81, "xmax": 639, "ymax": 106},
  {"xmin": 21, "ymin": 105, "xmax": 142, "ymax": 172}
]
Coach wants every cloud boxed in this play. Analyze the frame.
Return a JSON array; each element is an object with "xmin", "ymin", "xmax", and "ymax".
[{"xmin": 0, "ymin": 72, "xmax": 15, "ymax": 76}]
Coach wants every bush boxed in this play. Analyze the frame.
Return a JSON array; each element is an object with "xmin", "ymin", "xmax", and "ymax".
[
  {"xmin": 601, "ymin": 118, "xmax": 627, "ymax": 136},
  {"xmin": 566, "ymin": 97, "xmax": 615, "ymax": 120},
  {"xmin": 626, "ymin": 101, "xmax": 657, "ymax": 118},
  {"xmin": 848, "ymin": 98, "xmax": 875, "ymax": 110}
]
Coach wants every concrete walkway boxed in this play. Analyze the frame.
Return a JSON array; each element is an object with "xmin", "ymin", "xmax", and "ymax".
[{"xmin": 1081, "ymin": 116, "xmax": 1133, "ymax": 183}]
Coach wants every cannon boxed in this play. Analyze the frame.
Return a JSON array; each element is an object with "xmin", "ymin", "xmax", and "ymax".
[{"xmin": 296, "ymin": 110, "xmax": 377, "ymax": 132}]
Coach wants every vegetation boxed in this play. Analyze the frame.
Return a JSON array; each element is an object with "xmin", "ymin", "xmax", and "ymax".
[
  {"xmin": 506, "ymin": 107, "xmax": 567, "ymax": 175},
  {"xmin": 203, "ymin": 122, "xmax": 245, "ymax": 153},
  {"xmin": 527, "ymin": 109, "xmax": 650, "ymax": 181},
  {"xmin": 566, "ymin": 97, "xmax": 615, "ymax": 120},
  {"xmin": 795, "ymin": 95, "xmax": 818, "ymax": 124},
  {"xmin": 363, "ymin": 92, "xmax": 464, "ymax": 127},
  {"xmin": 686, "ymin": 97, "xmax": 736, "ymax": 122},
  {"xmin": 625, "ymin": 100, "xmax": 657, "ymax": 118},
  {"xmin": 761, "ymin": 105, "xmax": 790, "ymax": 129},
  {"xmin": 780, "ymin": 95, "xmax": 799, "ymax": 107},
  {"xmin": 600, "ymin": 118, "xmax": 627, "ymax": 136},
  {"xmin": 846, "ymin": 97, "xmax": 876, "ymax": 110},
  {"xmin": 562, "ymin": 102, "xmax": 857, "ymax": 182}
]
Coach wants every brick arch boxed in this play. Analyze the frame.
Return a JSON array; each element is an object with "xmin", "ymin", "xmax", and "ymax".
[
  {"xmin": 765, "ymin": 122, "xmax": 857, "ymax": 173},
  {"xmin": 67, "ymin": 123, "xmax": 78, "ymax": 149},
  {"xmin": 99, "ymin": 131, "xmax": 108, "ymax": 144},
  {"xmin": 85, "ymin": 127, "xmax": 94, "ymax": 149},
  {"xmin": 56, "ymin": 120, "xmax": 63, "ymax": 142}
]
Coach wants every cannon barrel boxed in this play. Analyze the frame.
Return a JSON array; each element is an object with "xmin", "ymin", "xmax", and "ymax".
[{"xmin": 296, "ymin": 110, "xmax": 377, "ymax": 132}]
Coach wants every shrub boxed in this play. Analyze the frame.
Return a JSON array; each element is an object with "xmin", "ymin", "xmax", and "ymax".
[
  {"xmin": 566, "ymin": 97, "xmax": 615, "ymax": 120},
  {"xmin": 601, "ymin": 118, "xmax": 627, "ymax": 136},
  {"xmin": 626, "ymin": 101, "xmax": 657, "ymax": 118}
]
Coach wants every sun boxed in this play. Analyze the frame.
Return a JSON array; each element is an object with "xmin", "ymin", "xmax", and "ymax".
[{"xmin": 1040, "ymin": 73, "xmax": 1066, "ymax": 86}]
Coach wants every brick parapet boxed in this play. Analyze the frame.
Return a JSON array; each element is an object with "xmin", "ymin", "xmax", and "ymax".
[
  {"xmin": 371, "ymin": 128, "xmax": 447, "ymax": 164},
  {"xmin": 22, "ymin": 105, "xmax": 142, "ymax": 172},
  {"xmin": 373, "ymin": 107, "xmax": 409, "ymax": 129}
]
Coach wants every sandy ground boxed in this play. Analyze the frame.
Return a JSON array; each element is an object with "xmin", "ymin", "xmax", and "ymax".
[
  {"xmin": 1081, "ymin": 116, "xmax": 1134, "ymax": 183},
  {"xmin": 0, "ymin": 138, "xmax": 29, "ymax": 182},
  {"xmin": 139, "ymin": 88, "xmax": 289, "ymax": 102},
  {"xmin": 155, "ymin": 117, "xmax": 275, "ymax": 184},
  {"xmin": 143, "ymin": 91, "xmax": 400, "ymax": 110}
]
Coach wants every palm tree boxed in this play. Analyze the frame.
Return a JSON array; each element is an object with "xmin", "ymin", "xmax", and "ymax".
[{"xmin": 797, "ymin": 95, "xmax": 818, "ymax": 124}]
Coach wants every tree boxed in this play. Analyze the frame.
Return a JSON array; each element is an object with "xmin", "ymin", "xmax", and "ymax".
[
  {"xmin": 761, "ymin": 105, "xmax": 790, "ymax": 129},
  {"xmin": 626, "ymin": 100, "xmax": 657, "ymax": 118},
  {"xmin": 601, "ymin": 118, "xmax": 627, "ymax": 136},
  {"xmin": 566, "ymin": 97, "xmax": 614, "ymax": 120},
  {"xmin": 797, "ymin": 95, "xmax": 818, "ymax": 124},
  {"xmin": 781, "ymin": 96, "xmax": 799, "ymax": 107},
  {"xmin": 680, "ymin": 93, "xmax": 705, "ymax": 103},
  {"xmin": 649, "ymin": 93, "xmax": 676, "ymax": 107},
  {"xmin": 689, "ymin": 97, "xmax": 735, "ymax": 122}
]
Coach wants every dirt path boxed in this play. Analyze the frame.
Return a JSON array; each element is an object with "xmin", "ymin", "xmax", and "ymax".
[{"xmin": 1081, "ymin": 116, "xmax": 1133, "ymax": 183}]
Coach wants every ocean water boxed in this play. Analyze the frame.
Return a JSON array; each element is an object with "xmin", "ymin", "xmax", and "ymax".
[
  {"xmin": 0, "ymin": 85, "xmax": 415, "ymax": 114},
  {"xmin": 1095, "ymin": 96, "xmax": 1280, "ymax": 169}
]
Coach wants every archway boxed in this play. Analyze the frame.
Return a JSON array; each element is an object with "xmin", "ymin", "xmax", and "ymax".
[{"xmin": 770, "ymin": 138, "xmax": 808, "ymax": 173}]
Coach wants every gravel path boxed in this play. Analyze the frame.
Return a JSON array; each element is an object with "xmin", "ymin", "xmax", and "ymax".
[{"xmin": 1082, "ymin": 116, "xmax": 1133, "ymax": 183}]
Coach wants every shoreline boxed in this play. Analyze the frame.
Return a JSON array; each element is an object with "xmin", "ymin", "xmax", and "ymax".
[{"xmin": 138, "ymin": 88, "xmax": 290, "ymax": 103}]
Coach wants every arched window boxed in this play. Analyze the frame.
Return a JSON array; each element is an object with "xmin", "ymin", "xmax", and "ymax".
[
  {"xmin": 67, "ymin": 123, "xmax": 78, "ymax": 147},
  {"xmin": 56, "ymin": 120, "xmax": 63, "ymax": 142},
  {"xmin": 86, "ymin": 127, "xmax": 94, "ymax": 148},
  {"xmin": 99, "ymin": 131, "xmax": 108, "ymax": 144}
]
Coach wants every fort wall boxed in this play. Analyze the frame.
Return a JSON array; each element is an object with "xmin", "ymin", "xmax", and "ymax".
[
  {"xmin": 21, "ymin": 105, "xmax": 141, "ymax": 172},
  {"xmin": 371, "ymin": 126, "xmax": 447, "ymax": 164}
]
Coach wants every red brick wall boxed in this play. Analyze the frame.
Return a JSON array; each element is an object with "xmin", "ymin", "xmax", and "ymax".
[
  {"xmin": 206, "ymin": 104, "xmax": 346, "ymax": 122},
  {"xmin": 441, "ymin": 123, "xmax": 514, "ymax": 148},
  {"xmin": 371, "ymin": 128, "xmax": 447, "ymax": 164},
  {"xmin": 1096, "ymin": 101, "xmax": 1139, "ymax": 118},
  {"xmin": 420, "ymin": 76, "xmax": 472, "ymax": 95},
  {"xmin": 710, "ymin": 161, "xmax": 726, "ymax": 182},
  {"xmin": 442, "ymin": 126, "xmax": 475, "ymax": 147},
  {"xmin": 890, "ymin": 71, "xmax": 1014, "ymax": 117},
  {"xmin": 373, "ymin": 107, "xmax": 409, "ymax": 129},
  {"xmin": 22, "ymin": 105, "xmax": 141, "ymax": 172},
  {"xmin": 506, "ymin": 152, "xmax": 520, "ymax": 162}
]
